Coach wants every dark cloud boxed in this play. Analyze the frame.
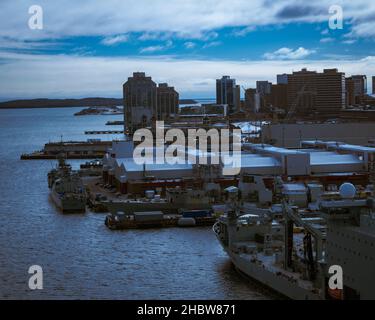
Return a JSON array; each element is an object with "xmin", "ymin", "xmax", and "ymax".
[{"xmin": 276, "ymin": 5, "xmax": 324, "ymax": 19}]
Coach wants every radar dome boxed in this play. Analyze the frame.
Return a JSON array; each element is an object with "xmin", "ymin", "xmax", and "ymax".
[{"xmin": 339, "ymin": 183, "xmax": 356, "ymax": 199}]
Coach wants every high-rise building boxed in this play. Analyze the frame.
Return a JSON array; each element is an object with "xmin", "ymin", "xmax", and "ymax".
[
  {"xmin": 286, "ymin": 68, "xmax": 345, "ymax": 114},
  {"xmin": 256, "ymin": 81, "xmax": 272, "ymax": 96},
  {"xmin": 372, "ymin": 76, "xmax": 375, "ymax": 95},
  {"xmin": 244, "ymin": 88, "xmax": 259, "ymax": 113},
  {"xmin": 256, "ymin": 81, "xmax": 272, "ymax": 112},
  {"xmin": 287, "ymin": 68, "xmax": 317, "ymax": 114},
  {"xmin": 123, "ymin": 72, "xmax": 157, "ymax": 133},
  {"xmin": 216, "ymin": 76, "xmax": 240, "ymax": 114},
  {"xmin": 346, "ymin": 75, "xmax": 367, "ymax": 105},
  {"xmin": 156, "ymin": 83, "xmax": 179, "ymax": 120},
  {"xmin": 315, "ymin": 69, "xmax": 346, "ymax": 114},
  {"xmin": 346, "ymin": 77, "xmax": 356, "ymax": 107},
  {"xmin": 277, "ymin": 74, "xmax": 288, "ymax": 85},
  {"xmin": 123, "ymin": 72, "xmax": 179, "ymax": 133},
  {"xmin": 270, "ymin": 84, "xmax": 288, "ymax": 111}
]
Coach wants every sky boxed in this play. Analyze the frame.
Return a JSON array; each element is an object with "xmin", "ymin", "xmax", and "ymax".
[{"xmin": 0, "ymin": 0, "xmax": 375, "ymax": 100}]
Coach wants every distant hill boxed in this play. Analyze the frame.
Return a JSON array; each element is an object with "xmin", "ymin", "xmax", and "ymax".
[
  {"xmin": 0, "ymin": 98, "xmax": 197, "ymax": 109},
  {"xmin": 0, "ymin": 98, "xmax": 123, "ymax": 109}
]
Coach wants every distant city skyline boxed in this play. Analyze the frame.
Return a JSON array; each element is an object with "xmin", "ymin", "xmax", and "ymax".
[{"xmin": 0, "ymin": 0, "xmax": 375, "ymax": 99}]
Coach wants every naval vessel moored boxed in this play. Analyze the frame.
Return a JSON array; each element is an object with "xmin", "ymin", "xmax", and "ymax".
[
  {"xmin": 214, "ymin": 183, "xmax": 375, "ymax": 300},
  {"xmin": 48, "ymin": 155, "xmax": 87, "ymax": 213}
]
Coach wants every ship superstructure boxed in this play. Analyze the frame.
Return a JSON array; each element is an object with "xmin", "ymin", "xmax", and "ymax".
[
  {"xmin": 48, "ymin": 155, "xmax": 87, "ymax": 213},
  {"xmin": 214, "ymin": 182, "xmax": 375, "ymax": 300}
]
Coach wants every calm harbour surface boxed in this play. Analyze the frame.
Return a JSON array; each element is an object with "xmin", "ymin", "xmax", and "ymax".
[{"xmin": 0, "ymin": 107, "xmax": 275, "ymax": 299}]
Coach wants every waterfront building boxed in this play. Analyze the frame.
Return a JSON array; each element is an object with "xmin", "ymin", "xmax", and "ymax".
[
  {"xmin": 156, "ymin": 83, "xmax": 179, "ymax": 120},
  {"xmin": 123, "ymin": 72, "xmax": 157, "ymax": 133},
  {"xmin": 123, "ymin": 72, "xmax": 180, "ymax": 133},
  {"xmin": 216, "ymin": 76, "xmax": 240, "ymax": 114}
]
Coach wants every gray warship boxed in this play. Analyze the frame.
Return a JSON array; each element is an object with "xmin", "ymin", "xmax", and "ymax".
[
  {"xmin": 214, "ymin": 182, "xmax": 375, "ymax": 300},
  {"xmin": 48, "ymin": 155, "xmax": 87, "ymax": 213}
]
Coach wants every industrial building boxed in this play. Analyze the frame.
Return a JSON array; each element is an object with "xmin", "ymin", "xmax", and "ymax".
[
  {"xmin": 102, "ymin": 139, "xmax": 375, "ymax": 200},
  {"xmin": 261, "ymin": 122, "xmax": 375, "ymax": 148}
]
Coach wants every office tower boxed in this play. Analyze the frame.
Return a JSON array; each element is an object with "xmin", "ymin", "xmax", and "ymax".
[
  {"xmin": 287, "ymin": 68, "xmax": 317, "ymax": 114},
  {"xmin": 346, "ymin": 77, "xmax": 355, "ymax": 107},
  {"xmin": 123, "ymin": 72, "xmax": 180, "ymax": 133},
  {"xmin": 256, "ymin": 81, "xmax": 272, "ymax": 96},
  {"xmin": 373, "ymin": 76, "xmax": 375, "ymax": 95},
  {"xmin": 287, "ymin": 68, "xmax": 346, "ymax": 115},
  {"xmin": 256, "ymin": 81, "xmax": 272, "ymax": 112},
  {"xmin": 244, "ymin": 88, "xmax": 258, "ymax": 112},
  {"xmin": 216, "ymin": 76, "xmax": 240, "ymax": 114},
  {"xmin": 277, "ymin": 73, "xmax": 288, "ymax": 85},
  {"xmin": 315, "ymin": 69, "xmax": 346, "ymax": 114},
  {"xmin": 156, "ymin": 83, "xmax": 179, "ymax": 120},
  {"xmin": 352, "ymin": 75, "xmax": 367, "ymax": 104},
  {"xmin": 270, "ymin": 84, "xmax": 288, "ymax": 111},
  {"xmin": 345, "ymin": 75, "xmax": 367, "ymax": 105},
  {"xmin": 123, "ymin": 72, "xmax": 157, "ymax": 133}
]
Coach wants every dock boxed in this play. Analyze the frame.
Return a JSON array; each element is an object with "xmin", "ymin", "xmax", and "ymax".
[
  {"xmin": 21, "ymin": 152, "xmax": 105, "ymax": 160},
  {"xmin": 20, "ymin": 140, "xmax": 111, "ymax": 160},
  {"xmin": 106, "ymin": 120, "xmax": 124, "ymax": 126},
  {"xmin": 85, "ymin": 130, "xmax": 125, "ymax": 134}
]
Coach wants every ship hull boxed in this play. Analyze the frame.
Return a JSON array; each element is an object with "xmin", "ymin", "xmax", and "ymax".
[
  {"xmin": 50, "ymin": 192, "xmax": 86, "ymax": 213},
  {"xmin": 106, "ymin": 201, "xmax": 211, "ymax": 214},
  {"xmin": 214, "ymin": 223, "xmax": 322, "ymax": 300}
]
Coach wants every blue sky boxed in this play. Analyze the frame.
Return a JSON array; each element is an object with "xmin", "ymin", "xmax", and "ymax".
[{"xmin": 0, "ymin": 0, "xmax": 375, "ymax": 99}]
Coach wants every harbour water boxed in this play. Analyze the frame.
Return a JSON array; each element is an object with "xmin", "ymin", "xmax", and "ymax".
[{"xmin": 0, "ymin": 107, "xmax": 275, "ymax": 299}]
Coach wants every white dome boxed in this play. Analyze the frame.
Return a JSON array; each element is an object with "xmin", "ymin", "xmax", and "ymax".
[{"xmin": 339, "ymin": 183, "xmax": 356, "ymax": 199}]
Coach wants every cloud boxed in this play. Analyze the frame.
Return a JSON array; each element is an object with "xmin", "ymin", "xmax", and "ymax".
[
  {"xmin": 342, "ymin": 39, "xmax": 357, "ymax": 45},
  {"xmin": 184, "ymin": 42, "xmax": 196, "ymax": 49},
  {"xmin": 320, "ymin": 37, "xmax": 334, "ymax": 43},
  {"xmin": 232, "ymin": 26, "xmax": 256, "ymax": 37},
  {"xmin": 101, "ymin": 34, "xmax": 129, "ymax": 46},
  {"xmin": 202, "ymin": 41, "xmax": 222, "ymax": 49},
  {"xmin": 276, "ymin": 5, "xmax": 325, "ymax": 19},
  {"xmin": 263, "ymin": 47, "xmax": 316, "ymax": 60},
  {"xmin": 140, "ymin": 40, "xmax": 173, "ymax": 53},
  {"xmin": 1, "ymin": 51, "xmax": 375, "ymax": 99},
  {"xmin": 2, "ymin": 0, "xmax": 374, "ymax": 42}
]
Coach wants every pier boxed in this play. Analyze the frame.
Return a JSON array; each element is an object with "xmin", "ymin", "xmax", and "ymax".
[
  {"xmin": 20, "ymin": 140, "xmax": 112, "ymax": 160},
  {"xmin": 106, "ymin": 120, "xmax": 124, "ymax": 126},
  {"xmin": 85, "ymin": 130, "xmax": 125, "ymax": 134}
]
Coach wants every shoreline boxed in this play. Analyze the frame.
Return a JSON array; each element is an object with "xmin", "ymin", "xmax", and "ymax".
[{"xmin": 0, "ymin": 98, "xmax": 200, "ymax": 109}]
